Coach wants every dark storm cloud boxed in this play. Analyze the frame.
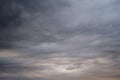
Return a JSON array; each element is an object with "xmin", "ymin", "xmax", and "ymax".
[
  {"xmin": 0, "ymin": 0, "xmax": 68, "ymax": 28},
  {"xmin": 0, "ymin": 0, "xmax": 69, "ymax": 49}
]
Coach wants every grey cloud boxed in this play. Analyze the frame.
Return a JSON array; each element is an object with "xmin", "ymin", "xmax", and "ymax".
[
  {"xmin": 0, "ymin": 77, "xmax": 47, "ymax": 80},
  {"xmin": 0, "ymin": 58, "xmax": 33, "ymax": 74},
  {"xmin": 0, "ymin": 0, "xmax": 120, "ymax": 80},
  {"xmin": 0, "ymin": 0, "xmax": 70, "ymax": 49},
  {"xmin": 0, "ymin": 0, "xmax": 120, "ymax": 53}
]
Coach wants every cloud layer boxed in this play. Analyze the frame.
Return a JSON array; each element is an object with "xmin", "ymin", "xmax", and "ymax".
[{"xmin": 0, "ymin": 0, "xmax": 120, "ymax": 80}]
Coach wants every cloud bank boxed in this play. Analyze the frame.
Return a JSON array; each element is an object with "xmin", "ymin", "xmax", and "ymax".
[{"xmin": 0, "ymin": 0, "xmax": 120, "ymax": 80}]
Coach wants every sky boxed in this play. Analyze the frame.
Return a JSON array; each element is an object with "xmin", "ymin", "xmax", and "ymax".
[{"xmin": 0, "ymin": 0, "xmax": 120, "ymax": 80}]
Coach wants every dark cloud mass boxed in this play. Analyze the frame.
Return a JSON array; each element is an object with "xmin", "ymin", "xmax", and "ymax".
[
  {"xmin": 0, "ymin": 0, "xmax": 120, "ymax": 80},
  {"xmin": 0, "ymin": 0, "xmax": 69, "ymax": 48}
]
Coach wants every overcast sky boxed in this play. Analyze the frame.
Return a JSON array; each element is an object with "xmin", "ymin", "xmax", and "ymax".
[{"xmin": 0, "ymin": 0, "xmax": 120, "ymax": 80}]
